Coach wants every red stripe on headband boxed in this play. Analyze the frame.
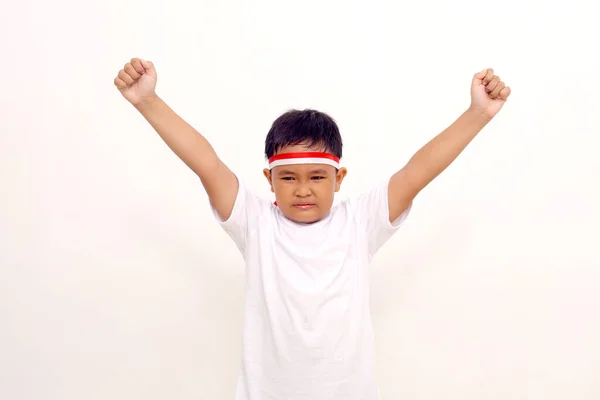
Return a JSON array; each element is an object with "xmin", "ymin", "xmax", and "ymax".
[{"xmin": 267, "ymin": 152, "xmax": 340, "ymax": 164}]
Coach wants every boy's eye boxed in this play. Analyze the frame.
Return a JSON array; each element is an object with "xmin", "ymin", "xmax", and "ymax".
[
  {"xmin": 312, "ymin": 176, "xmax": 325, "ymax": 180},
  {"xmin": 282, "ymin": 177, "xmax": 295, "ymax": 181}
]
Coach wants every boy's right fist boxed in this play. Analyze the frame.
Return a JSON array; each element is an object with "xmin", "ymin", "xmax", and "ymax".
[{"xmin": 114, "ymin": 58, "xmax": 157, "ymax": 106}]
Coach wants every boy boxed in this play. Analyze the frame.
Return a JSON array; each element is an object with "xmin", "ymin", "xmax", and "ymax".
[{"xmin": 114, "ymin": 58, "xmax": 510, "ymax": 400}]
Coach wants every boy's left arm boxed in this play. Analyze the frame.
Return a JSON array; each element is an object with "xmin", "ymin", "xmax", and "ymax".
[{"xmin": 387, "ymin": 68, "xmax": 512, "ymax": 222}]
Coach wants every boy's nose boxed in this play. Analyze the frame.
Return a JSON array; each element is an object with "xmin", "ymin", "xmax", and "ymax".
[{"xmin": 295, "ymin": 186, "xmax": 312, "ymax": 197}]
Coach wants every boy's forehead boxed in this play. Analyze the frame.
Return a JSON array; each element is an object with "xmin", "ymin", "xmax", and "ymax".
[{"xmin": 273, "ymin": 164, "xmax": 334, "ymax": 175}]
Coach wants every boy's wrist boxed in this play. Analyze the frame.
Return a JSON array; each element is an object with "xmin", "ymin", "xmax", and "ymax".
[
  {"xmin": 465, "ymin": 106, "xmax": 493, "ymax": 126},
  {"xmin": 134, "ymin": 94, "xmax": 161, "ymax": 112}
]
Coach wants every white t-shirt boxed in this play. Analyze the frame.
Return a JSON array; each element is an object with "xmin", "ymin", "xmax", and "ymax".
[{"xmin": 213, "ymin": 177, "xmax": 411, "ymax": 400}]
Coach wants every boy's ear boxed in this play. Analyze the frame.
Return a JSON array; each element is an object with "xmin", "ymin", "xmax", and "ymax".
[
  {"xmin": 263, "ymin": 168, "xmax": 275, "ymax": 192},
  {"xmin": 335, "ymin": 167, "xmax": 348, "ymax": 192}
]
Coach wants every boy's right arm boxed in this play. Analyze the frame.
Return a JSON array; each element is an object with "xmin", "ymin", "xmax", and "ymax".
[{"xmin": 114, "ymin": 58, "xmax": 238, "ymax": 221}]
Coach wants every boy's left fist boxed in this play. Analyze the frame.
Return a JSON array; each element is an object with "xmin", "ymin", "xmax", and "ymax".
[{"xmin": 470, "ymin": 68, "xmax": 511, "ymax": 119}]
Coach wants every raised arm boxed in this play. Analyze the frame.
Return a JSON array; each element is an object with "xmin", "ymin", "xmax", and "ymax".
[
  {"xmin": 114, "ymin": 58, "xmax": 238, "ymax": 221},
  {"xmin": 387, "ymin": 68, "xmax": 512, "ymax": 222}
]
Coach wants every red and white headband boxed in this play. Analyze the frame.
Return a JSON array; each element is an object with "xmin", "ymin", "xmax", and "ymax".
[{"xmin": 267, "ymin": 152, "xmax": 340, "ymax": 169}]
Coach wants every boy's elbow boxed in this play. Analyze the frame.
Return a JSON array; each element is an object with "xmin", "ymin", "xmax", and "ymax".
[
  {"xmin": 200, "ymin": 161, "xmax": 239, "ymax": 221},
  {"xmin": 387, "ymin": 167, "xmax": 422, "ymax": 221}
]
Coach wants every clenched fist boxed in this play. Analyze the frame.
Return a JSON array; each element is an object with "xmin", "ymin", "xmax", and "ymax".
[
  {"xmin": 470, "ymin": 68, "xmax": 511, "ymax": 120},
  {"xmin": 114, "ymin": 58, "xmax": 158, "ymax": 106}
]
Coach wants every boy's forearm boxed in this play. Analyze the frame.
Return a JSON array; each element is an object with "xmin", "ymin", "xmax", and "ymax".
[
  {"xmin": 134, "ymin": 95, "xmax": 221, "ymax": 177},
  {"xmin": 387, "ymin": 108, "xmax": 491, "ymax": 221},
  {"xmin": 404, "ymin": 108, "xmax": 491, "ymax": 191},
  {"xmin": 114, "ymin": 58, "xmax": 239, "ymax": 221}
]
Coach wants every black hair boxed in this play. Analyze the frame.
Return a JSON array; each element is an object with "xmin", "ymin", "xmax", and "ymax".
[{"xmin": 264, "ymin": 109, "xmax": 343, "ymax": 159}]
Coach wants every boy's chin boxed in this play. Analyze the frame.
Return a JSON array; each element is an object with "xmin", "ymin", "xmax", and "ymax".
[{"xmin": 283, "ymin": 207, "xmax": 326, "ymax": 224}]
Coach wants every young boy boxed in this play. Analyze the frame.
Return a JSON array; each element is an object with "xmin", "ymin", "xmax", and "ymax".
[{"xmin": 114, "ymin": 58, "xmax": 511, "ymax": 400}]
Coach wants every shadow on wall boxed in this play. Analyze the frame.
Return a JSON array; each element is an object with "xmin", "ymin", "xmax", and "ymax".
[
  {"xmin": 118, "ymin": 202, "xmax": 245, "ymax": 388},
  {"xmin": 370, "ymin": 215, "xmax": 472, "ymax": 319}
]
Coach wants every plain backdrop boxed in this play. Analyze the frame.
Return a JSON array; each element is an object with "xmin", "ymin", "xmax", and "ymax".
[{"xmin": 1, "ymin": 0, "xmax": 599, "ymax": 399}]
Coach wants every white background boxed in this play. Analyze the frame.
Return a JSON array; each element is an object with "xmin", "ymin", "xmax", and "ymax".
[{"xmin": 1, "ymin": 0, "xmax": 599, "ymax": 399}]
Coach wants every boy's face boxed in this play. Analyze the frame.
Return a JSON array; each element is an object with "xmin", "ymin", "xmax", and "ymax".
[{"xmin": 263, "ymin": 144, "xmax": 347, "ymax": 224}]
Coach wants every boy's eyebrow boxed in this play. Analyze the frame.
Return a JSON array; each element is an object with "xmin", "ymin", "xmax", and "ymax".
[
  {"xmin": 277, "ymin": 169, "xmax": 297, "ymax": 175},
  {"xmin": 277, "ymin": 168, "xmax": 329, "ymax": 175}
]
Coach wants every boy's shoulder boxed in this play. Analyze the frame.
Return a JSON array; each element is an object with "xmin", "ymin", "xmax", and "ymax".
[{"xmin": 214, "ymin": 176, "xmax": 408, "ymax": 257}]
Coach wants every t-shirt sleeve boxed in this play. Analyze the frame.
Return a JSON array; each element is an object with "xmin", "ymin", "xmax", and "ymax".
[
  {"xmin": 210, "ymin": 177, "xmax": 264, "ymax": 255},
  {"xmin": 349, "ymin": 177, "xmax": 412, "ymax": 259}
]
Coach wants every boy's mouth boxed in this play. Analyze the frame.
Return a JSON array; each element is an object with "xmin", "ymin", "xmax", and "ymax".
[{"xmin": 293, "ymin": 203, "xmax": 315, "ymax": 210}]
